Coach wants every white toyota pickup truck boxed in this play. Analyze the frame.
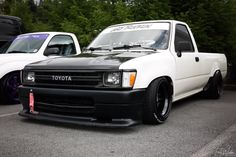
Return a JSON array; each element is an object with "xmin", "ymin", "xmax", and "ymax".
[
  {"xmin": 19, "ymin": 20, "xmax": 227, "ymax": 127},
  {"xmin": 0, "ymin": 32, "xmax": 81, "ymax": 103}
]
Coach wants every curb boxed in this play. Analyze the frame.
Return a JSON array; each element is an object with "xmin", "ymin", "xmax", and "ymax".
[{"xmin": 191, "ymin": 123, "xmax": 236, "ymax": 157}]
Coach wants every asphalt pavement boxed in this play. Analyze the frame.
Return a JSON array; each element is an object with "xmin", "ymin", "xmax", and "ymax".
[{"xmin": 0, "ymin": 90, "xmax": 236, "ymax": 157}]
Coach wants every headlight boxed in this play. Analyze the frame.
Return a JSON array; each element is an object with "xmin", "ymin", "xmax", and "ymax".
[
  {"xmin": 23, "ymin": 71, "xmax": 35, "ymax": 83},
  {"xmin": 103, "ymin": 72, "xmax": 121, "ymax": 86},
  {"xmin": 122, "ymin": 71, "xmax": 136, "ymax": 88},
  {"xmin": 103, "ymin": 71, "xmax": 137, "ymax": 88}
]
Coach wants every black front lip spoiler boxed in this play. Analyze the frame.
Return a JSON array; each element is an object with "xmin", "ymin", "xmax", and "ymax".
[{"xmin": 19, "ymin": 110, "xmax": 139, "ymax": 128}]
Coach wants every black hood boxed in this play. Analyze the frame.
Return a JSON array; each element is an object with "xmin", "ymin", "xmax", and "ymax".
[{"xmin": 26, "ymin": 51, "xmax": 152, "ymax": 70}]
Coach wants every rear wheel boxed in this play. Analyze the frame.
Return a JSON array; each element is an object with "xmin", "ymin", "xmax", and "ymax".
[
  {"xmin": 0, "ymin": 72, "xmax": 20, "ymax": 104},
  {"xmin": 143, "ymin": 77, "xmax": 172, "ymax": 124},
  {"xmin": 204, "ymin": 71, "xmax": 223, "ymax": 99}
]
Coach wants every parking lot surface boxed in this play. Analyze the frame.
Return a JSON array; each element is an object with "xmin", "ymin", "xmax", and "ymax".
[{"xmin": 0, "ymin": 91, "xmax": 236, "ymax": 157}]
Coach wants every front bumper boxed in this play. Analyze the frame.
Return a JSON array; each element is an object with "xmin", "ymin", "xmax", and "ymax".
[{"xmin": 19, "ymin": 86, "xmax": 145, "ymax": 127}]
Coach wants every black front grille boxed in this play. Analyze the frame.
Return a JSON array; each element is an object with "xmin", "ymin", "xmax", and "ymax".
[
  {"xmin": 34, "ymin": 94, "xmax": 95, "ymax": 116},
  {"xmin": 35, "ymin": 71, "xmax": 103, "ymax": 88}
]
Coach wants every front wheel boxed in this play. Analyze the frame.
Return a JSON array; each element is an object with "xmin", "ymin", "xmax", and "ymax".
[
  {"xmin": 0, "ymin": 72, "xmax": 20, "ymax": 104},
  {"xmin": 143, "ymin": 77, "xmax": 172, "ymax": 124}
]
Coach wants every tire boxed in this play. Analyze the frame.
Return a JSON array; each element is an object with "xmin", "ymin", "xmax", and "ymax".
[
  {"xmin": 0, "ymin": 72, "xmax": 21, "ymax": 104},
  {"xmin": 204, "ymin": 71, "xmax": 223, "ymax": 99},
  {"xmin": 143, "ymin": 77, "xmax": 172, "ymax": 124}
]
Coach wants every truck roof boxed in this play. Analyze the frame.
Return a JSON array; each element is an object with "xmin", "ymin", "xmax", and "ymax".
[
  {"xmin": 108, "ymin": 20, "xmax": 187, "ymax": 28},
  {"xmin": 18, "ymin": 32, "xmax": 76, "ymax": 36}
]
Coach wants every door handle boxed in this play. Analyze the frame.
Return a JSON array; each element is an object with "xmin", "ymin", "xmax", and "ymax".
[{"xmin": 195, "ymin": 57, "xmax": 200, "ymax": 62}]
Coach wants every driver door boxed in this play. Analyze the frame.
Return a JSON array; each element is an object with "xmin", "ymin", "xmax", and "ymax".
[{"xmin": 174, "ymin": 24, "xmax": 201, "ymax": 98}]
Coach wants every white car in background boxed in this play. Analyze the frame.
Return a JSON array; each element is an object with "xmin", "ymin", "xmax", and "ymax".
[{"xmin": 0, "ymin": 32, "xmax": 81, "ymax": 103}]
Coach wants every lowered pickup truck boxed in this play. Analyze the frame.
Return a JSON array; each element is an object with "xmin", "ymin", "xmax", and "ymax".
[
  {"xmin": 0, "ymin": 32, "xmax": 81, "ymax": 103},
  {"xmin": 19, "ymin": 20, "xmax": 227, "ymax": 127}
]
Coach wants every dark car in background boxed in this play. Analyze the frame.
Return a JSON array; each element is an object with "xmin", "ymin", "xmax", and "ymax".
[{"xmin": 0, "ymin": 15, "xmax": 24, "ymax": 53}]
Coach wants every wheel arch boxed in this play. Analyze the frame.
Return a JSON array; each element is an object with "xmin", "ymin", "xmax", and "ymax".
[
  {"xmin": 0, "ymin": 61, "xmax": 28, "ymax": 80},
  {"xmin": 0, "ymin": 70, "xmax": 21, "ymax": 82},
  {"xmin": 147, "ymin": 76, "xmax": 174, "ymax": 97},
  {"xmin": 204, "ymin": 70, "xmax": 222, "ymax": 91},
  {"xmin": 210, "ymin": 62, "xmax": 221, "ymax": 77}
]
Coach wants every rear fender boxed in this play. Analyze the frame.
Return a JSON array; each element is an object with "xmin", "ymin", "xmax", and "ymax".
[{"xmin": 210, "ymin": 62, "xmax": 220, "ymax": 77}]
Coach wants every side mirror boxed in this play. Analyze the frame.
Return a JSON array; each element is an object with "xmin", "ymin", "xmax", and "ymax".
[
  {"xmin": 176, "ymin": 50, "xmax": 182, "ymax": 57},
  {"xmin": 176, "ymin": 41, "xmax": 192, "ymax": 57},
  {"xmin": 82, "ymin": 47, "xmax": 87, "ymax": 52},
  {"xmin": 44, "ymin": 47, "xmax": 60, "ymax": 56}
]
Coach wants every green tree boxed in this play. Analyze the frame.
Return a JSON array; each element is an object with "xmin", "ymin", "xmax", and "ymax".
[
  {"xmin": 8, "ymin": 0, "xmax": 34, "ymax": 32},
  {"xmin": 130, "ymin": 0, "xmax": 172, "ymax": 20}
]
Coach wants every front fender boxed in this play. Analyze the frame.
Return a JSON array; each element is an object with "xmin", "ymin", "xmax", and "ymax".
[
  {"xmin": 119, "ymin": 52, "xmax": 175, "ymax": 89},
  {"xmin": 0, "ymin": 61, "xmax": 33, "ymax": 79}
]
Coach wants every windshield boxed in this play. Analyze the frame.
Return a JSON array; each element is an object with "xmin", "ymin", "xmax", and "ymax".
[
  {"xmin": 88, "ymin": 22, "xmax": 170, "ymax": 51},
  {"xmin": 5, "ymin": 34, "xmax": 49, "ymax": 54}
]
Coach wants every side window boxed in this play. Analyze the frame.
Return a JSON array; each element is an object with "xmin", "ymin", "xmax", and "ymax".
[
  {"xmin": 45, "ymin": 35, "xmax": 76, "ymax": 56},
  {"xmin": 174, "ymin": 24, "xmax": 194, "ymax": 52}
]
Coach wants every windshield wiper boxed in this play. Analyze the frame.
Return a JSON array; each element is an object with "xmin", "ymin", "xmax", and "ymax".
[
  {"xmin": 113, "ymin": 44, "xmax": 156, "ymax": 51},
  {"xmin": 86, "ymin": 47, "xmax": 111, "ymax": 51},
  {"xmin": 7, "ymin": 50, "xmax": 28, "ymax": 54}
]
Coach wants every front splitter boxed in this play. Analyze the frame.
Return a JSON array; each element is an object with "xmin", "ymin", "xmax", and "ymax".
[{"xmin": 19, "ymin": 110, "xmax": 139, "ymax": 128}]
